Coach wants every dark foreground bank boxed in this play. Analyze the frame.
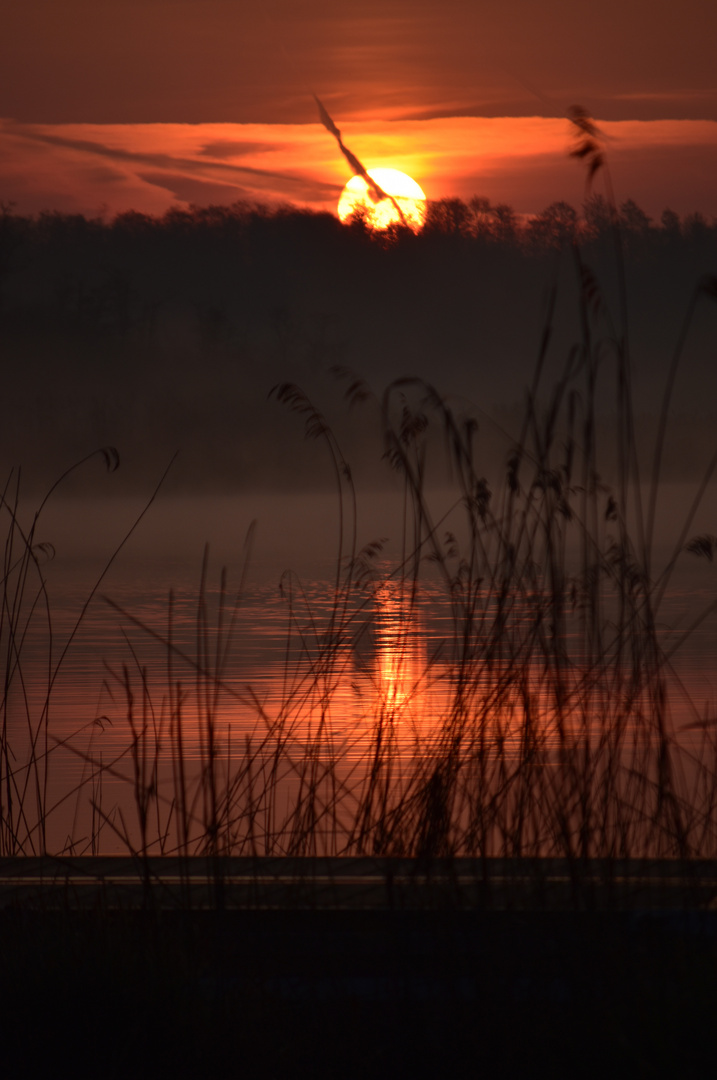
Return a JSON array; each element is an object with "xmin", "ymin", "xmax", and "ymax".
[{"xmin": 1, "ymin": 905, "xmax": 716, "ymax": 1079}]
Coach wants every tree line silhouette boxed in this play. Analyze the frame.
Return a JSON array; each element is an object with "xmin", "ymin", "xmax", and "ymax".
[
  {"xmin": 1, "ymin": 194, "xmax": 714, "ymax": 336},
  {"xmin": 426, "ymin": 194, "xmax": 713, "ymax": 249},
  {"xmin": 0, "ymin": 195, "xmax": 715, "ymax": 492}
]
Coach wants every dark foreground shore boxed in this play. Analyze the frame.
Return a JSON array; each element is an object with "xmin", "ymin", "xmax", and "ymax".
[{"xmin": 1, "ymin": 860, "xmax": 716, "ymax": 1078}]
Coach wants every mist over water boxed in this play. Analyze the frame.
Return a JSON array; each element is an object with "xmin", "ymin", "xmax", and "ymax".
[{"xmin": 2, "ymin": 205, "xmax": 717, "ymax": 496}]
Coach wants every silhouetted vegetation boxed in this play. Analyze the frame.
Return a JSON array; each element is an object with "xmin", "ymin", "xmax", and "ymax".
[{"xmin": 3, "ymin": 194, "xmax": 715, "ymax": 329}]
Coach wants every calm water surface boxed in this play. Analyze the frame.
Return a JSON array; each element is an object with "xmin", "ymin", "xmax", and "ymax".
[{"xmin": 8, "ymin": 489, "xmax": 717, "ymax": 853}]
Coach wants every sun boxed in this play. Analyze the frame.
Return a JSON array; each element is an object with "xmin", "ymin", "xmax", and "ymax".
[{"xmin": 337, "ymin": 168, "xmax": 427, "ymax": 232}]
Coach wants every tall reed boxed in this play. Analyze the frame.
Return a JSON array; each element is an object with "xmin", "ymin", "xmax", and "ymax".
[
  {"xmin": 0, "ymin": 448, "xmax": 176, "ymax": 855},
  {"xmin": 93, "ymin": 318, "xmax": 717, "ymax": 864}
]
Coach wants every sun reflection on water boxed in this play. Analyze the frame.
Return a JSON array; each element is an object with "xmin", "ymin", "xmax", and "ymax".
[
  {"xmin": 371, "ymin": 582, "xmax": 425, "ymax": 713},
  {"xmin": 14, "ymin": 551, "xmax": 717, "ymax": 855}
]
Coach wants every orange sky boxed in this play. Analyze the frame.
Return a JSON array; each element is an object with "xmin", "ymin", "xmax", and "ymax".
[
  {"xmin": 2, "ymin": 1, "xmax": 717, "ymax": 219},
  {"xmin": 4, "ymin": 116, "xmax": 717, "ymax": 221}
]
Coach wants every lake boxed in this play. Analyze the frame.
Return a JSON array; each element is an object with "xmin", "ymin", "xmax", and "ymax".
[{"xmin": 4, "ymin": 486, "xmax": 717, "ymax": 857}]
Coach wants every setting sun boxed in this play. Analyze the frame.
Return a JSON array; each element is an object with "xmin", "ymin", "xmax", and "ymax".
[{"xmin": 337, "ymin": 168, "xmax": 427, "ymax": 231}]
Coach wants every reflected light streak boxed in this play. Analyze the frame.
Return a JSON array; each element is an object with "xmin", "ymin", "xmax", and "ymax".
[{"xmin": 371, "ymin": 583, "xmax": 427, "ymax": 714}]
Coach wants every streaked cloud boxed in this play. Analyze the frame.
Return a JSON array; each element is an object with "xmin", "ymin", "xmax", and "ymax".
[
  {"xmin": 1, "ymin": 116, "xmax": 716, "ymax": 221},
  {"xmin": 197, "ymin": 141, "xmax": 283, "ymax": 160},
  {"xmin": 136, "ymin": 172, "xmax": 254, "ymax": 208}
]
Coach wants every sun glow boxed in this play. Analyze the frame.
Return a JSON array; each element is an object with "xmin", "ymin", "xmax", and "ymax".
[{"xmin": 337, "ymin": 168, "xmax": 427, "ymax": 231}]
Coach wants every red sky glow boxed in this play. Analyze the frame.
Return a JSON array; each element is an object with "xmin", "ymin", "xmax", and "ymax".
[{"xmin": 2, "ymin": 0, "xmax": 716, "ymax": 220}]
